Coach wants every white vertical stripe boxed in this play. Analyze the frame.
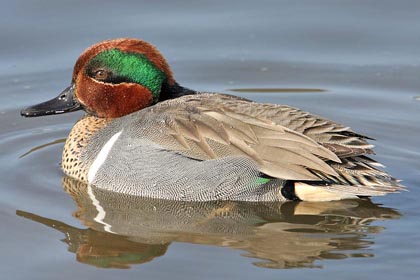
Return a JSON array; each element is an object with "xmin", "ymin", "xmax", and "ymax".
[{"xmin": 88, "ymin": 130, "xmax": 122, "ymax": 183}]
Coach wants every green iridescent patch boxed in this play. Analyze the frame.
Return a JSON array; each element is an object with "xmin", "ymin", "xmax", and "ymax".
[
  {"xmin": 89, "ymin": 49, "xmax": 166, "ymax": 100},
  {"xmin": 255, "ymin": 177, "xmax": 271, "ymax": 185}
]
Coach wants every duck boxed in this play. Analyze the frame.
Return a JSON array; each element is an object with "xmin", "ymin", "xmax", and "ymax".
[{"xmin": 21, "ymin": 38, "xmax": 404, "ymax": 202}]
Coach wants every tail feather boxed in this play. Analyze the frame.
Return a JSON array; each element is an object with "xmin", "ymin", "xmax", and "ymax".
[{"xmin": 293, "ymin": 156, "xmax": 406, "ymax": 202}]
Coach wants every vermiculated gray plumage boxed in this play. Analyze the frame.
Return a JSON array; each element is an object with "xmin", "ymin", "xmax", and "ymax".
[{"xmin": 80, "ymin": 93, "xmax": 404, "ymax": 201}]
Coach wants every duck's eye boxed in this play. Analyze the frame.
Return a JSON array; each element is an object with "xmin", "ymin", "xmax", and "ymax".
[{"xmin": 94, "ymin": 69, "xmax": 109, "ymax": 81}]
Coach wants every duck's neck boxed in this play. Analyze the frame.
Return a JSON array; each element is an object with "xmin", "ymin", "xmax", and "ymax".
[
  {"xmin": 62, "ymin": 115, "xmax": 111, "ymax": 182},
  {"xmin": 158, "ymin": 82, "xmax": 196, "ymax": 102}
]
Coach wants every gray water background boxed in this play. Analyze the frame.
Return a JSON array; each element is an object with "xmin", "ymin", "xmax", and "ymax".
[{"xmin": 0, "ymin": 0, "xmax": 419, "ymax": 279}]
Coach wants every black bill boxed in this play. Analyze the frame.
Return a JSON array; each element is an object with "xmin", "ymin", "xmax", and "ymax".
[{"xmin": 20, "ymin": 84, "xmax": 82, "ymax": 117}]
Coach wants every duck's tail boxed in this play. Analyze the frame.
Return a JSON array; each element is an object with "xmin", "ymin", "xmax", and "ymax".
[{"xmin": 290, "ymin": 156, "xmax": 406, "ymax": 202}]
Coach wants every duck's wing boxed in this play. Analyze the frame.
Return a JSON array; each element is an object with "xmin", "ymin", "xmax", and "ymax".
[
  {"xmin": 203, "ymin": 94, "xmax": 374, "ymax": 158},
  {"xmin": 197, "ymin": 94, "xmax": 404, "ymax": 198},
  {"xmin": 200, "ymin": 94, "xmax": 405, "ymax": 196},
  {"xmin": 124, "ymin": 93, "xmax": 342, "ymax": 181}
]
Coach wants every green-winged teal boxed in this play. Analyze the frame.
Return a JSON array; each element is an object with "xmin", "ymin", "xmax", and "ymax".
[{"xmin": 21, "ymin": 38, "xmax": 404, "ymax": 202}]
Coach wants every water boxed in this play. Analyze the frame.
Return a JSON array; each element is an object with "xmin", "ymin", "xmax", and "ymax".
[{"xmin": 1, "ymin": 0, "xmax": 419, "ymax": 279}]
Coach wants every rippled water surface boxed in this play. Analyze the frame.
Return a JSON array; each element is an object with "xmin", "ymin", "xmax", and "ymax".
[{"xmin": 1, "ymin": 1, "xmax": 420, "ymax": 279}]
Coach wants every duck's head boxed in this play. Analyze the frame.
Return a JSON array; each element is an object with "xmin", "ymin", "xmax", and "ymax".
[{"xmin": 21, "ymin": 38, "xmax": 178, "ymax": 118}]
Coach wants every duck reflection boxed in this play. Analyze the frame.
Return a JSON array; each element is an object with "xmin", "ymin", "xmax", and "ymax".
[{"xmin": 17, "ymin": 176, "xmax": 401, "ymax": 269}]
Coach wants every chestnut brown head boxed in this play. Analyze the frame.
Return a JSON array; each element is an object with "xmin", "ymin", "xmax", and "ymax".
[{"xmin": 21, "ymin": 38, "xmax": 175, "ymax": 118}]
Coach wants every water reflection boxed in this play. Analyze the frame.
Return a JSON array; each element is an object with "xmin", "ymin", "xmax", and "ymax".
[
  {"xmin": 19, "ymin": 138, "xmax": 66, "ymax": 158},
  {"xmin": 17, "ymin": 176, "xmax": 401, "ymax": 269}
]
